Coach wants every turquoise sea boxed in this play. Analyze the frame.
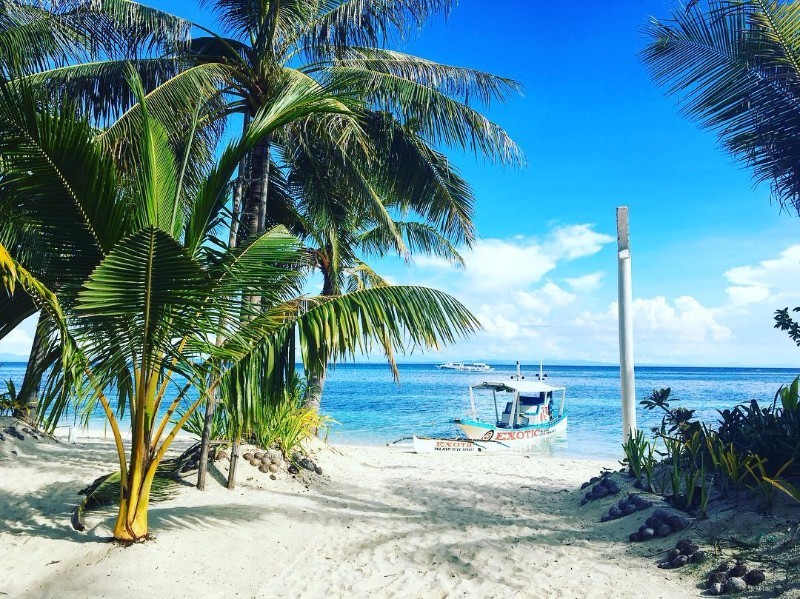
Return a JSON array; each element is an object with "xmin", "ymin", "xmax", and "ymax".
[{"xmin": 1, "ymin": 362, "xmax": 797, "ymax": 460}]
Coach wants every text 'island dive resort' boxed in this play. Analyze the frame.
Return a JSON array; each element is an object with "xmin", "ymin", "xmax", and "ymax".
[{"xmin": 1, "ymin": 1, "xmax": 800, "ymax": 598}]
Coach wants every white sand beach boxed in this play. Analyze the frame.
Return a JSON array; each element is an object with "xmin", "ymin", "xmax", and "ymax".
[{"xmin": 0, "ymin": 425, "xmax": 714, "ymax": 599}]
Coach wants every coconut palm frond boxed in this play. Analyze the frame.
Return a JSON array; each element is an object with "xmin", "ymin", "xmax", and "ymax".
[
  {"xmin": 297, "ymin": 0, "xmax": 456, "ymax": 58},
  {"xmin": 327, "ymin": 65, "xmax": 524, "ymax": 165},
  {"xmin": 360, "ymin": 221, "xmax": 464, "ymax": 266},
  {"xmin": 643, "ymin": 0, "xmax": 800, "ymax": 212},
  {"xmin": 316, "ymin": 48, "xmax": 521, "ymax": 106}
]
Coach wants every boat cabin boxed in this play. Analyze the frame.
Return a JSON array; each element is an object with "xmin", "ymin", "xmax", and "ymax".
[{"xmin": 469, "ymin": 380, "xmax": 566, "ymax": 429}]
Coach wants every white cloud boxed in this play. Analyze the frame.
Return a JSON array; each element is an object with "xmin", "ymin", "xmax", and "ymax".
[
  {"xmin": 565, "ymin": 272, "xmax": 604, "ymax": 293},
  {"xmin": 724, "ymin": 244, "xmax": 800, "ymax": 305},
  {"xmin": 420, "ymin": 233, "xmax": 800, "ymax": 365},
  {"xmin": 547, "ymin": 224, "xmax": 615, "ymax": 260},
  {"xmin": 416, "ymin": 223, "xmax": 614, "ymax": 295},
  {"xmin": 0, "ymin": 318, "xmax": 34, "ymax": 357}
]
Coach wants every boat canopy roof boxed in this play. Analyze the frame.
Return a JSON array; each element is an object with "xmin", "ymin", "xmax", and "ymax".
[{"xmin": 471, "ymin": 380, "xmax": 565, "ymax": 394}]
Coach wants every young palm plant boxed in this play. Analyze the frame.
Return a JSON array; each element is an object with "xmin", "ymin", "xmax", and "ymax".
[{"xmin": 0, "ymin": 75, "xmax": 480, "ymax": 541}]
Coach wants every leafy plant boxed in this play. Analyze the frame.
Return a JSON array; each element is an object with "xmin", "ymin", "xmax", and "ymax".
[
  {"xmin": 641, "ymin": 388, "xmax": 703, "ymax": 441},
  {"xmin": 746, "ymin": 456, "xmax": 795, "ymax": 513},
  {"xmin": 0, "ymin": 377, "xmax": 24, "ymax": 416},
  {"xmin": 764, "ymin": 476, "xmax": 800, "ymax": 505},
  {"xmin": 621, "ymin": 429, "xmax": 657, "ymax": 486},
  {"xmin": 776, "ymin": 376, "xmax": 800, "ymax": 413},
  {"xmin": 707, "ymin": 435, "xmax": 756, "ymax": 505}
]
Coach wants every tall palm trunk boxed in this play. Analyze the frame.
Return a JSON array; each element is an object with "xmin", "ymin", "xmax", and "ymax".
[
  {"xmin": 16, "ymin": 311, "xmax": 48, "ymax": 425},
  {"xmin": 227, "ymin": 129, "xmax": 270, "ymax": 491},
  {"xmin": 303, "ymin": 261, "xmax": 334, "ymax": 414},
  {"xmin": 197, "ymin": 114, "xmax": 250, "ymax": 491},
  {"xmin": 239, "ymin": 133, "xmax": 270, "ymax": 242}
]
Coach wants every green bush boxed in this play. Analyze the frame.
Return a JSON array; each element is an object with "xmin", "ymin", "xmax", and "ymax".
[{"xmin": 0, "ymin": 378, "xmax": 24, "ymax": 416}]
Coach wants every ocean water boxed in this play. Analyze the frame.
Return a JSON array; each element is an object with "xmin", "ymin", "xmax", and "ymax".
[{"xmin": 1, "ymin": 362, "xmax": 797, "ymax": 460}]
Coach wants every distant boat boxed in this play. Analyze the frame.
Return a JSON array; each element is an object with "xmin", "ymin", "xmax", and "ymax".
[{"xmin": 436, "ymin": 361, "xmax": 493, "ymax": 372}]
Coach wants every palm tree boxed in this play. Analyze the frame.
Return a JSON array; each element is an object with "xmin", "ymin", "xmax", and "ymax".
[
  {"xmin": 0, "ymin": 75, "xmax": 481, "ymax": 539},
  {"xmin": 280, "ymin": 120, "xmax": 469, "ymax": 414},
  {"xmin": 643, "ymin": 0, "xmax": 800, "ymax": 213}
]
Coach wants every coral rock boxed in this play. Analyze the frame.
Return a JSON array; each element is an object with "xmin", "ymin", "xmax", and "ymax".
[
  {"xmin": 249, "ymin": 459, "xmax": 260, "ymax": 467},
  {"xmin": 729, "ymin": 563, "xmax": 747, "ymax": 578},
  {"xmin": 707, "ymin": 572, "xmax": 728, "ymax": 587},
  {"xmin": 268, "ymin": 463, "xmax": 279, "ymax": 473},
  {"xmin": 744, "ymin": 570, "xmax": 765, "ymax": 586},
  {"xmin": 243, "ymin": 452, "xmax": 254, "ymax": 461},
  {"xmin": 254, "ymin": 452, "xmax": 264, "ymax": 460},
  {"xmin": 671, "ymin": 555, "xmax": 689, "ymax": 568},
  {"xmin": 667, "ymin": 514, "xmax": 689, "ymax": 531},
  {"xmin": 258, "ymin": 464, "xmax": 268, "ymax": 473},
  {"xmin": 691, "ymin": 550, "xmax": 707, "ymax": 564},
  {"xmin": 656, "ymin": 524, "xmax": 673, "ymax": 537},
  {"xmin": 681, "ymin": 544, "xmax": 699, "ymax": 556},
  {"xmin": 725, "ymin": 577, "xmax": 747, "ymax": 594},
  {"xmin": 666, "ymin": 548, "xmax": 680, "ymax": 561}
]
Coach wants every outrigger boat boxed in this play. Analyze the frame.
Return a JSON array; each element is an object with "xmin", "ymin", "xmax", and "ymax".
[{"xmin": 413, "ymin": 363, "xmax": 567, "ymax": 453}]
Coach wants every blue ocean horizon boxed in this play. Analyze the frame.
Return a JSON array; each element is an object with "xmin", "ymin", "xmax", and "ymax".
[{"xmin": 2, "ymin": 362, "xmax": 798, "ymax": 460}]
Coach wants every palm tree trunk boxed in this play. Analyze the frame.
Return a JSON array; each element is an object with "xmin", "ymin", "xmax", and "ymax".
[
  {"xmin": 303, "ymin": 266, "xmax": 333, "ymax": 414},
  {"xmin": 15, "ymin": 311, "xmax": 48, "ymax": 425},
  {"xmin": 304, "ymin": 370, "xmax": 326, "ymax": 414},
  {"xmin": 197, "ymin": 115, "xmax": 250, "ymax": 491},
  {"xmin": 239, "ymin": 133, "xmax": 270, "ymax": 242},
  {"xmin": 227, "ymin": 438, "xmax": 240, "ymax": 490}
]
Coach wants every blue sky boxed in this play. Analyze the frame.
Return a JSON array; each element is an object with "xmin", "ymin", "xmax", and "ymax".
[{"xmin": 3, "ymin": 0, "xmax": 800, "ymax": 366}]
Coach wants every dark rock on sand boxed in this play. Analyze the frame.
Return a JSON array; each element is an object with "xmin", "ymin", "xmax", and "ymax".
[
  {"xmin": 675, "ymin": 538, "xmax": 693, "ymax": 553},
  {"xmin": 666, "ymin": 548, "xmax": 680, "ymax": 561},
  {"xmin": 656, "ymin": 524, "xmax": 673, "ymax": 537},
  {"xmin": 639, "ymin": 526, "xmax": 655, "ymax": 541},
  {"xmin": 708, "ymin": 572, "xmax": 728, "ymax": 587},
  {"xmin": 729, "ymin": 563, "xmax": 747, "ymax": 578},
  {"xmin": 708, "ymin": 582, "xmax": 724, "ymax": 596},
  {"xmin": 629, "ymin": 532, "xmax": 642, "ymax": 542},
  {"xmin": 288, "ymin": 464, "xmax": 299, "ymax": 475},
  {"xmin": 744, "ymin": 570, "xmax": 765, "ymax": 586},
  {"xmin": 681, "ymin": 544, "xmax": 699, "ymax": 556},
  {"xmin": 691, "ymin": 550, "xmax": 707, "ymax": 564},
  {"xmin": 666, "ymin": 514, "xmax": 689, "ymax": 531},
  {"xmin": 270, "ymin": 474, "xmax": 277, "ymax": 480},
  {"xmin": 671, "ymin": 555, "xmax": 689, "ymax": 568}
]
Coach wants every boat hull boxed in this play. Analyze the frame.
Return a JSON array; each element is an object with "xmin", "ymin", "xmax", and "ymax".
[
  {"xmin": 453, "ymin": 415, "xmax": 568, "ymax": 447},
  {"xmin": 411, "ymin": 436, "xmax": 506, "ymax": 453}
]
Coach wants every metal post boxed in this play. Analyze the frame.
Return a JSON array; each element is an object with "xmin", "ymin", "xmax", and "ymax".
[{"xmin": 617, "ymin": 207, "xmax": 637, "ymax": 442}]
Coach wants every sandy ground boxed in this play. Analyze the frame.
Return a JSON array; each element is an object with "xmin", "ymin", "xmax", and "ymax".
[{"xmin": 0, "ymin": 421, "xmax": 752, "ymax": 599}]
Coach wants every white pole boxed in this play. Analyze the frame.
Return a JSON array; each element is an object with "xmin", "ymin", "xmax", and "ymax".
[{"xmin": 617, "ymin": 206, "xmax": 637, "ymax": 442}]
